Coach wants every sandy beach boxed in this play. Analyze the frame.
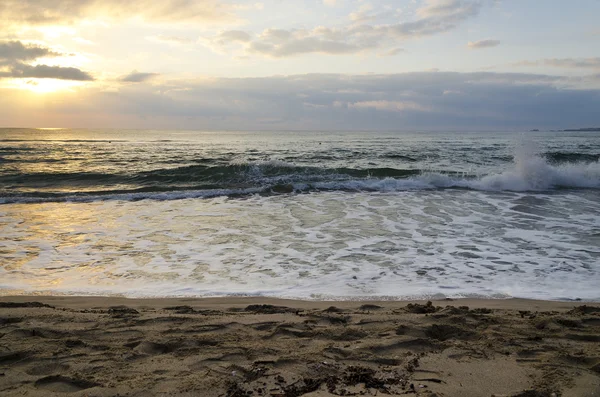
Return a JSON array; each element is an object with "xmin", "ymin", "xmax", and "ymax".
[{"xmin": 0, "ymin": 297, "xmax": 598, "ymax": 396}]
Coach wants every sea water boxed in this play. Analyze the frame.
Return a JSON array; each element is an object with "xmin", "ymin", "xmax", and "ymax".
[{"xmin": 1, "ymin": 129, "xmax": 599, "ymax": 300}]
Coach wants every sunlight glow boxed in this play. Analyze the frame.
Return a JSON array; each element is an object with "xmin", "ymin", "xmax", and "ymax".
[
  {"xmin": 13, "ymin": 78, "xmax": 87, "ymax": 93},
  {"xmin": 35, "ymin": 26, "xmax": 77, "ymax": 39},
  {"xmin": 34, "ymin": 53, "xmax": 91, "ymax": 68}
]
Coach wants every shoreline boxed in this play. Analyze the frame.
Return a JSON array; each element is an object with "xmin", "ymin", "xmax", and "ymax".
[
  {"xmin": 0, "ymin": 295, "xmax": 592, "ymax": 311},
  {"xmin": 1, "ymin": 296, "xmax": 599, "ymax": 396}
]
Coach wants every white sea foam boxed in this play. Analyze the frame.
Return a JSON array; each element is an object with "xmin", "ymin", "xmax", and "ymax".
[
  {"xmin": 1, "ymin": 189, "xmax": 599, "ymax": 301},
  {"xmin": 472, "ymin": 147, "xmax": 600, "ymax": 191}
]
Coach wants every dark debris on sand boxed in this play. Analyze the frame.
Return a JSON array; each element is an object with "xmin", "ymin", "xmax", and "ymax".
[
  {"xmin": 244, "ymin": 304, "xmax": 300, "ymax": 314},
  {"xmin": 359, "ymin": 304, "xmax": 383, "ymax": 311},
  {"xmin": 405, "ymin": 301, "xmax": 439, "ymax": 314},
  {"xmin": 424, "ymin": 324, "xmax": 476, "ymax": 341},
  {"xmin": 107, "ymin": 306, "xmax": 139, "ymax": 317},
  {"xmin": 322, "ymin": 306, "xmax": 346, "ymax": 313},
  {"xmin": 226, "ymin": 363, "xmax": 409, "ymax": 397},
  {"xmin": 0, "ymin": 302, "xmax": 54, "ymax": 309},
  {"xmin": 508, "ymin": 391, "xmax": 556, "ymax": 397},
  {"xmin": 567, "ymin": 305, "xmax": 600, "ymax": 315},
  {"xmin": 164, "ymin": 305, "xmax": 222, "ymax": 315}
]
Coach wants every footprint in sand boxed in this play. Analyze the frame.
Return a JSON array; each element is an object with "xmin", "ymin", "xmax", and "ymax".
[
  {"xmin": 0, "ymin": 351, "xmax": 28, "ymax": 365},
  {"xmin": 34, "ymin": 376, "xmax": 99, "ymax": 393},
  {"xmin": 26, "ymin": 362, "xmax": 70, "ymax": 376},
  {"xmin": 133, "ymin": 341, "xmax": 174, "ymax": 355}
]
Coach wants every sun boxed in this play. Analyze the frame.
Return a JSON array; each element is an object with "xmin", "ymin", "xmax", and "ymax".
[
  {"xmin": 16, "ymin": 78, "xmax": 87, "ymax": 93},
  {"xmin": 1, "ymin": 78, "xmax": 87, "ymax": 94}
]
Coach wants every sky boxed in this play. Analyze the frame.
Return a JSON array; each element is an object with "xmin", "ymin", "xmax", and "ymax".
[{"xmin": 1, "ymin": 0, "xmax": 599, "ymax": 130}]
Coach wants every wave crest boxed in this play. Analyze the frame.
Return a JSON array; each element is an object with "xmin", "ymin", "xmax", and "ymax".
[{"xmin": 1, "ymin": 146, "xmax": 599, "ymax": 204}]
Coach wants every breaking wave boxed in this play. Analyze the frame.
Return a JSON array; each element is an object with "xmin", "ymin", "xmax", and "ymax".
[{"xmin": 1, "ymin": 148, "xmax": 599, "ymax": 204}]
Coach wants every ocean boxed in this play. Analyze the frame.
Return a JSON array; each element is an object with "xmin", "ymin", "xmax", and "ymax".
[{"xmin": 1, "ymin": 128, "xmax": 599, "ymax": 301}]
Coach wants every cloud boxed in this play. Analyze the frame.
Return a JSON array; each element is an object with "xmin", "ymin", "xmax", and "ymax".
[
  {"xmin": 246, "ymin": 31, "xmax": 361, "ymax": 57},
  {"xmin": 380, "ymin": 47, "xmax": 405, "ymax": 56},
  {"xmin": 4, "ymin": 71, "xmax": 598, "ymax": 130},
  {"xmin": 73, "ymin": 37, "xmax": 95, "ymax": 45},
  {"xmin": 147, "ymin": 35, "xmax": 194, "ymax": 46},
  {"xmin": 516, "ymin": 57, "xmax": 600, "ymax": 70},
  {"xmin": 2, "ymin": 64, "xmax": 94, "ymax": 80},
  {"xmin": 0, "ymin": 40, "xmax": 93, "ymax": 81},
  {"xmin": 0, "ymin": 40, "xmax": 60, "ymax": 65},
  {"xmin": 215, "ymin": 30, "xmax": 252, "ymax": 44},
  {"xmin": 467, "ymin": 39, "xmax": 500, "ymax": 49},
  {"xmin": 0, "ymin": 0, "xmax": 237, "ymax": 27},
  {"xmin": 119, "ymin": 71, "xmax": 160, "ymax": 83},
  {"xmin": 229, "ymin": 2, "xmax": 264, "ymax": 11},
  {"xmin": 349, "ymin": 4, "xmax": 378, "ymax": 23},
  {"xmin": 348, "ymin": 100, "xmax": 430, "ymax": 112},
  {"xmin": 417, "ymin": 0, "xmax": 478, "ymax": 18},
  {"xmin": 323, "ymin": 0, "xmax": 338, "ymax": 6},
  {"xmin": 200, "ymin": 30, "xmax": 253, "ymax": 54},
  {"xmin": 202, "ymin": 0, "xmax": 482, "ymax": 57}
]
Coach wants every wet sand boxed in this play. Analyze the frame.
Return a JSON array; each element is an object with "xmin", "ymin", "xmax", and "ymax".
[{"xmin": 1, "ymin": 296, "xmax": 599, "ymax": 396}]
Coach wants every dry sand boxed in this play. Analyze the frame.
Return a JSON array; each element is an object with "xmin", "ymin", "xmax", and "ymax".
[{"xmin": 1, "ymin": 296, "xmax": 599, "ymax": 397}]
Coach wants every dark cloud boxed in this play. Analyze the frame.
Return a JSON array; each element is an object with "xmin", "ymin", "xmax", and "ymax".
[
  {"xmin": 467, "ymin": 39, "xmax": 500, "ymax": 49},
  {"xmin": 0, "ymin": 40, "xmax": 59, "ymax": 65},
  {"xmin": 4, "ymin": 64, "xmax": 94, "ymax": 80},
  {"xmin": 119, "ymin": 71, "xmax": 160, "ymax": 83},
  {"xmin": 5, "ymin": 71, "xmax": 597, "ymax": 130},
  {"xmin": 0, "ymin": 0, "xmax": 236, "ymax": 26},
  {"xmin": 203, "ymin": 0, "xmax": 482, "ymax": 57},
  {"xmin": 0, "ymin": 40, "xmax": 93, "ymax": 81},
  {"xmin": 516, "ymin": 57, "xmax": 600, "ymax": 70}
]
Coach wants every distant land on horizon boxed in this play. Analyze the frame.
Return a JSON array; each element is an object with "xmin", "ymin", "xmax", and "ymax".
[
  {"xmin": 562, "ymin": 127, "xmax": 600, "ymax": 132},
  {"xmin": 542, "ymin": 127, "xmax": 600, "ymax": 132}
]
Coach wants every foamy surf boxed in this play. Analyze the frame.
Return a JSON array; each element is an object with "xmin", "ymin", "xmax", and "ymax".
[
  {"xmin": 1, "ymin": 129, "xmax": 599, "ymax": 301},
  {"xmin": 1, "ymin": 189, "xmax": 599, "ymax": 301}
]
